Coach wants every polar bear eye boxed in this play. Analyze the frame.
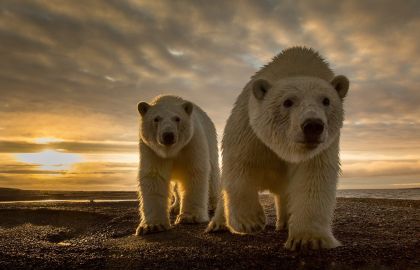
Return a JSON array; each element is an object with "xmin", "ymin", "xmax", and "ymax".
[
  {"xmin": 283, "ymin": 99, "xmax": 294, "ymax": 108},
  {"xmin": 154, "ymin": 117, "xmax": 160, "ymax": 123},
  {"xmin": 323, "ymin": 97, "xmax": 330, "ymax": 106},
  {"xmin": 174, "ymin": 117, "xmax": 181, "ymax": 122}
]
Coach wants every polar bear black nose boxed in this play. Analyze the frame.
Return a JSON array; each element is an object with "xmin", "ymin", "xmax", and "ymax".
[
  {"xmin": 162, "ymin": 132, "xmax": 175, "ymax": 146},
  {"xmin": 302, "ymin": 119, "xmax": 324, "ymax": 139}
]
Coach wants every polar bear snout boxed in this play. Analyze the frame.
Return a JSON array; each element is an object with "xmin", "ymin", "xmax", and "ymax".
[
  {"xmin": 157, "ymin": 120, "xmax": 179, "ymax": 147},
  {"xmin": 301, "ymin": 118, "xmax": 325, "ymax": 146},
  {"xmin": 160, "ymin": 132, "xmax": 176, "ymax": 146}
]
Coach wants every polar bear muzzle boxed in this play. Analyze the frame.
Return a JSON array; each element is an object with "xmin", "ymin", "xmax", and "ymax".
[
  {"xmin": 160, "ymin": 131, "xmax": 176, "ymax": 146},
  {"xmin": 301, "ymin": 118, "xmax": 325, "ymax": 148}
]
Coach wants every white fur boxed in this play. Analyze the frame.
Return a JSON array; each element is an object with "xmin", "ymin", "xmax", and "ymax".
[
  {"xmin": 207, "ymin": 47, "xmax": 349, "ymax": 250},
  {"xmin": 136, "ymin": 95, "xmax": 220, "ymax": 235}
]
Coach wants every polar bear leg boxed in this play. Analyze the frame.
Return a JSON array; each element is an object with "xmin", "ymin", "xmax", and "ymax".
[
  {"xmin": 285, "ymin": 160, "xmax": 341, "ymax": 250},
  {"xmin": 136, "ymin": 175, "xmax": 171, "ymax": 235},
  {"xmin": 170, "ymin": 182, "xmax": 180, "ymax": 215},
  {"xmin": 205, "ymin": 192, "xmax": 227, "ymax": 232},
  {"xmin": 224, "ymin": 171, "xmax": 266, "ymax": 234},
  {"xmin": 175, "ymin": 169, "xmax": 210, "ymax": 224},
  {"xmin": 274, "ymin": 193, "xmax": 288, "ymax": 231},
  {"xmin": 208, "ymin": 163, "xmax": 221, "ymax": 212}
]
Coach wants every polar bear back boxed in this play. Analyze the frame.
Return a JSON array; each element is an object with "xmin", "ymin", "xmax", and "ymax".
[{"xmin": 253, "ymin": 47, "xmax": 334, "ymax": 82}]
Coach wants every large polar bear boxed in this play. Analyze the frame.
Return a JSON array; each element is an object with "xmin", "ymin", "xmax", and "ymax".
[
  {"xmin": 136, "ymin": 95, "xmax": 220, "ymax": 235},
  {"xmin": 207, "ymin": 47, "xmax": 349, "ymax": 250}
]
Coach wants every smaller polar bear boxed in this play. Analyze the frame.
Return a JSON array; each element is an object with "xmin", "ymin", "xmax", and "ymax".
[
  {"xmin": 136, "ymin": 95, "xmax": 220, "ymax": 235},
  {"xmin": 207, "ymin": 47, "xmax": 349, "ymax": 250}
]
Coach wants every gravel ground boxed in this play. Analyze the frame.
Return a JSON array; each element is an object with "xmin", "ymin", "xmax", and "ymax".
[{"xmin": 0, "ymin": 195, "xmax": 418, "ymax": 269}]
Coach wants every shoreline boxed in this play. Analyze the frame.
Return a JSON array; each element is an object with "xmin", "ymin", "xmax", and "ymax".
[
  {"xmin": 0, "ymin": 187, "xmax": 419, "ymax": 202},
  {"xmin": 0, "ymin": 197, "xmax": 418, "ymax": 205}
]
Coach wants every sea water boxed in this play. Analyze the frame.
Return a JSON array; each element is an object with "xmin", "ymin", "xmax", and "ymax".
[
  {"xmin": 0, "ymin": 189, "xmax": 419, "ymax": 203},
  {"xmin": 337, "ymin": 188, "xmax": 420, "ymax": 200}
]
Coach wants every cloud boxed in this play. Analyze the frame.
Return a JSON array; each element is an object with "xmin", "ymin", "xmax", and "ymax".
[
  {"xmin": 0, "ymin": 159, "xmax": 138, "ymax": 190},
  {"xmin": 342, "ymin": 159, "xmax": 420, "ymax": 178},
  {"xmin": 0, "ymin": 0, "xmax": 419, "ymax": 189},
  {"xmin": 0, "ymin": 172, "xmax": 137, "ymax": 191},
  {"xmin": 0, "ymin": 139, "xmax": 137, "ymax": 153},
  {"xmin": 0, "ymin": 0, "xmax": 418, "ymax": 141}
]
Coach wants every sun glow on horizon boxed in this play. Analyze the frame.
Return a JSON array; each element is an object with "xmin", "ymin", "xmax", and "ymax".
[
  {"xmin": 34, "ymin": 137, "xmax": 64, "ymax": 144},
  {"xmin": 16, "ymin": 150, "xmax": 83, "ymax": 171}
]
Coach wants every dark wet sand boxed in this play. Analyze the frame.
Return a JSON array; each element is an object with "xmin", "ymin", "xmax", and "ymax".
[{"xmin": 0, "ymin": 195, "xmax": 418, "ymax": 270}]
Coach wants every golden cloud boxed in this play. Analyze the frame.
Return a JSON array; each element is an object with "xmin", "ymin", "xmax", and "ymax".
[{"xmin": 1, "ymin": 0, "xmax": 419, "ymax": 190}]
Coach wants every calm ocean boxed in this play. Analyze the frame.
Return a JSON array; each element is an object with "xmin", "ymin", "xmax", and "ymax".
[
  {"xmin": 0, "ymin": 188, "xmax": 419, "ymax": 203},
  {"xmin": 337, "ymin": 188, "xmax": 420, "ymax": 200}
]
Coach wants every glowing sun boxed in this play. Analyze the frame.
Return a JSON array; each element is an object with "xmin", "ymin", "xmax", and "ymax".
[{"xmin": 16, "ymin": 150, "xmax": 82, "ymax": 171}]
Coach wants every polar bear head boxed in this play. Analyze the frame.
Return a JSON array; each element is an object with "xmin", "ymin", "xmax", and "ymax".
[
  {"xmin": 138, "ymin": 99, "xmax": 194, "ymax": 158},
  {"xmin": 248, "ymin": 75, "xmax": 349, "ymax": 162}
]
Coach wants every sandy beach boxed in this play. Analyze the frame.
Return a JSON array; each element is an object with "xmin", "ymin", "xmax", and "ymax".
[{"xmin": 0, "ymin": 195, "xmax": 418, "ymax": 269}]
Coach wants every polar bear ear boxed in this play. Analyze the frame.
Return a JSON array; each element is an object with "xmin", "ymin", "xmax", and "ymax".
[
  {"xmin": 182, "ymin": 102, "xmax": 193, "ymax": 116},
  {"xmin": 252, "ymin": 79, "xmax": 272, "ymax": 100},
  {"xmin": 138, "ymin": 102, "xmax": 150, "ymax": 116},
  {"xmin": 331, "ymin": 75, "xmax": 349, "ymax": 99}
]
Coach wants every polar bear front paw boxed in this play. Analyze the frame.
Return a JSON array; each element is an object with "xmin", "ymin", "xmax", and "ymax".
[
  {"xmin": 205, "ymin": 219, "xmax": 228, "ymax": 233},
  {"xmin": 175, "ymin": 213, "xmax": 209, "ymax": 224},
  {"xmin": 227, "ymin": 210, "xmax": 266, "ymax": 234},
  {"xmin": 285, "ymin": 231, "xmax": 341, "ymax": 251},
  {"xmin": 135, "ymin": 223, "xmax": 170, "ymax": 235}
]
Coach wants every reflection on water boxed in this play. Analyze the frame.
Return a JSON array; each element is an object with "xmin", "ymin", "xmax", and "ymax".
[
  {"xmin": 260, "ymin": 189, "xmax": 420, "ymax": 200},
  {"xmin": 0, "ymin": 189, "xmax": 419, "ymax": 203},
  {"xmin": 337, "ymin": 189, "xmax": 420, "ymax": 200},
  {"xmin": 0, "ymin": 199, "xmax": 137, "ymax": 204}
]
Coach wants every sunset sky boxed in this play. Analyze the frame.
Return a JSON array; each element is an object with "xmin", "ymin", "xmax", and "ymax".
[{"xmin": 1, "ymin": 0, "xmax": 419, "ymax": 191}]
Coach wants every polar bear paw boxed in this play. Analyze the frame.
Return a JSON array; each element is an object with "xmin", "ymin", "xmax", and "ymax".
[
  {"xmin": 285, "ymin": 231, "xmax": 341, "ymax": 251},
  {"xmin": 227, "ymin": 210, "xmax": 266, "ymax": 234},
  {"xmin": 135, "ymin": 223, "xmax": 170, "ymax": 235},
  {"xmin": 205, "ymin": 218, "xmax": 228, "ymax": 233},
  {"xmin": 175, "ymin": 213, "xmax": 209, "ymax": 224}
]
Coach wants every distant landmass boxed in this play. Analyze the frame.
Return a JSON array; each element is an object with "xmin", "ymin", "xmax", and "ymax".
[{"xmin": 0, "ymin": 187, "xmax": 137, "ymax": 202}]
